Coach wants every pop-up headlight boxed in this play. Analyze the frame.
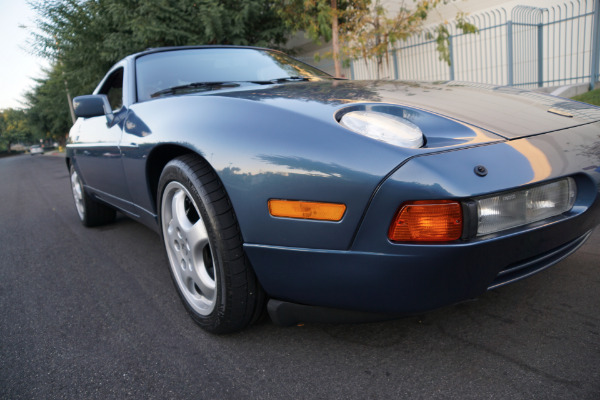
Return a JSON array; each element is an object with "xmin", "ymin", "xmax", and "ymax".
[{"xmin": 339, "ymin": 111, "xmax": 424, "ymax": 148}]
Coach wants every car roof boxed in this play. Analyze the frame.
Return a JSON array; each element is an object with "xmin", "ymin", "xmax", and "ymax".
[{"xmin": 128, "ymin": 45, "xmax": 278, "ymax": 61}]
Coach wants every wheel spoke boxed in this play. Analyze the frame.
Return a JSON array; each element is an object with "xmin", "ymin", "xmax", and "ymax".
[
  {"xmin": 191, "ymin": 265, "xmax": 216, "ymax": 301},
  {"xmin": 171, "ymin": 189, "xmax": 190, "ymax": 230},
  {"xmin": 71, "ymin": 175, "xmax": 82, "ymax": 200},
  {"xmin": 183, "ymin": 214, "xmax": 214, "ymax": 301},
  {"xmin": 184, "ymin": 219, "xmax": 209, "ymax": 253},
  {"xmin": 166, "ymin": 219, "xmax": 176, "ymax": 242}
]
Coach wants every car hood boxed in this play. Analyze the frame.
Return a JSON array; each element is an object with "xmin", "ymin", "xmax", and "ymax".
[{"xmin": 210, "ymin": 80, "xmax": 600, "ymax": 139}]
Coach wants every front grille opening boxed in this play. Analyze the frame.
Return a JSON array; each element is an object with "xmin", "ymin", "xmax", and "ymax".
[{"xmin": 488, "ymin": 231, "xmax": 591, "ymax": 290}]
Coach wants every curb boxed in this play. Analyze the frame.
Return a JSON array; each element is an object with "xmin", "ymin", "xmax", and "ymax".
[
  {"xmin": 533, "ymin": 82, "xmax": 600, "ymax": 98},
  {"xmin": 44, "ymin": 151, "xmax": 66, "ymax": 158}
]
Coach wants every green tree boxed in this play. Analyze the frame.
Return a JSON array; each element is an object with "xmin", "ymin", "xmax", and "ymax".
[
  {"xmin": 280, "ymin": 0, "xmax": 478, "ymax": 78},
  {"xmin": 24, "ymin": 65, "xmax": 73, "ymax": 146},
  {"xmin": 279, "ymin": 0, "xmax": 370, "ymax": 77},
  {"xmin": 0, "ymin": 109, "xmax": 31, "ymax": 152}
]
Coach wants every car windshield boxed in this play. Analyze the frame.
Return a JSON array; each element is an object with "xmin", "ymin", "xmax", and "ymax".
[{"xmin": 135, "ymin": 48, "xmax": 332, "ymax": 102}]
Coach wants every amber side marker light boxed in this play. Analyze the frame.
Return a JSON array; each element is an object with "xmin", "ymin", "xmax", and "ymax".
[
  {"xmin": 388, "ymin": 200, "xmax": 463, "ymax": 242},
  {"xmin": 268, "ymin": 199, "xmax": 346, "ymax": 221}
]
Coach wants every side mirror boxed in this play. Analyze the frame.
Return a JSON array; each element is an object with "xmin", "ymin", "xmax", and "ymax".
[{"xmin": 73, "ymin": 95, "xmax": 114, "ymax": 124}]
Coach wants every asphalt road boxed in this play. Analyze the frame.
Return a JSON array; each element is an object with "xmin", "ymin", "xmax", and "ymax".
[{"xmin": 1, "ymin": 154, "xmax": 599, "ymax": 399}]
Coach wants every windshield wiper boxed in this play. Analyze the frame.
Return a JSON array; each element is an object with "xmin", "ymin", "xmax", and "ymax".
[
  {"xmin": 247, "ymin": 76, "xmax": 314, "ymax": 85},
  {"xmin": 150, "ymin": 77, "xmax": 315, "ymax": 98},
  {"xmin": 150, "ymin": 81, "xmax": 241, "ymax": 98},
  {"xmin": 264, "ymin": 76, "xmax": 312, "ymax": 84}
]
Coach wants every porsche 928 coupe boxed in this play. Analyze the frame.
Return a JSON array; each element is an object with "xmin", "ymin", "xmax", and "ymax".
[{"xmin": 67, "ymin": 46, "xmax": 600, "ymax": 333}]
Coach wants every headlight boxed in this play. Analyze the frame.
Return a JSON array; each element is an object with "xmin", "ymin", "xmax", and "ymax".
[
  {"xmin": 339, "ymin": 111, "xmax": 424, "ymax": 148},
  {"xmin": 476, "ymin": 178, "xmax": 576, "ymax": 236}
]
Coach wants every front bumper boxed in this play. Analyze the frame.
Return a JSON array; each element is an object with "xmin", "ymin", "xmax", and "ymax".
[{"xmin": 245, "ymin": 224, "xmax": 596, "ymax": 315}]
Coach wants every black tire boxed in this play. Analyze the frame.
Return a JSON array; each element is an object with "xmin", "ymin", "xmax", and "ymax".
[
  {"xmin": 69, "ymin": 165, "xmax": 116, "ymax": 227},
  {"xmin": 158, "ymin": 155, "xmax": 265, "ymax": 333}
]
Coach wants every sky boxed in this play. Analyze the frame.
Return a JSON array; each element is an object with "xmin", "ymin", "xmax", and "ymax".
[{"xmin": 0, "ymin": 0, "xmax": 50, "ymax": 110}]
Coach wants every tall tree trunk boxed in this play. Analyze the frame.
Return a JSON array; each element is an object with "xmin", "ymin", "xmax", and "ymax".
[
  {"xmin": 331, "ymin": 0, "xmax": 342, "ymax": 77},
  {"xmin": 374, "ymin": 13, "xmax": 381, "ymax": 80}
]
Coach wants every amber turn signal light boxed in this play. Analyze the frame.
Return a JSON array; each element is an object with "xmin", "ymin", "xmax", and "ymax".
[
  {"xmin": 268, "ymin": 199, "xmax": 346, "ymax": 221},
  {"xmin": 388, "ymin": 200, "xmax": 462, "ymax": 242}
]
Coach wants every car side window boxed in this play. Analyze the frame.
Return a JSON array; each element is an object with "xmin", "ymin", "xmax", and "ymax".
[{"xmin": 99, "ymin": 68, "xmax": 124, "ymax": 112}]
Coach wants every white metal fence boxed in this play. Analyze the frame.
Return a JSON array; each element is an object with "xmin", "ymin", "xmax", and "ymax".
[{"xmin": 310, "ymin": 0, "xmax": 600, "ymax": 89}]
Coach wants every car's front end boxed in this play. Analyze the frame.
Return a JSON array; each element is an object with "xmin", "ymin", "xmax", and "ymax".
[
  {"xmin": 245, "ymin": 120, "xmax": 600, "ymax": 322},
  {"xmin": 207, "ymin": 80, "xmax": 600, "ymax": 323}
]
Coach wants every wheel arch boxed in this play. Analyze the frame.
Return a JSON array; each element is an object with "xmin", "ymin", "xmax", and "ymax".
[{"xmin": 146, "ymin": 144, "xmax": 208, "ymax": 214}]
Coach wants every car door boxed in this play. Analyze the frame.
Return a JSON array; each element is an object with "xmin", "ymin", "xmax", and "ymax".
[{"xmin": 71, "ymin": 65, "xmax": 134, "ymax": 213}]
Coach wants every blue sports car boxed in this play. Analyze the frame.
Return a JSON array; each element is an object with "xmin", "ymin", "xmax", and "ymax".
[{"xmin": 67, "ymin": 46, "xmax": 600, "ymax": 333}]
